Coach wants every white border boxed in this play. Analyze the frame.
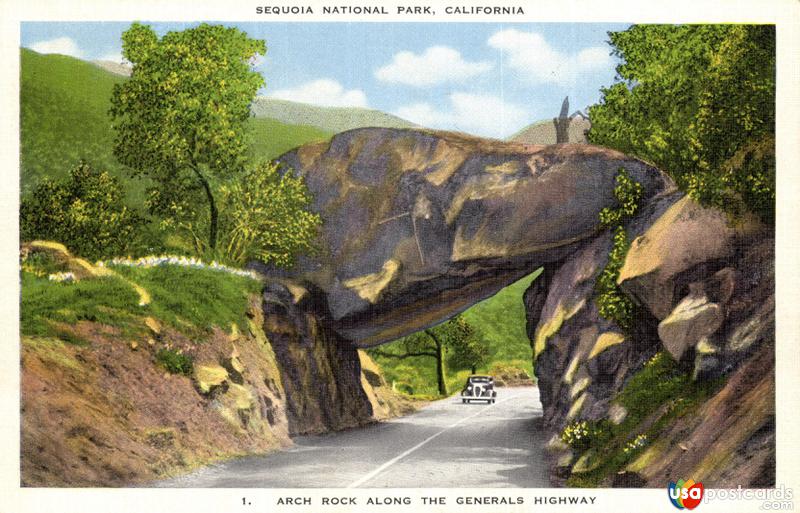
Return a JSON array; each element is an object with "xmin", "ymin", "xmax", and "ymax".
[{"xmin": 1, "ymin": 1, "xmax": 798, "ymax": 512}]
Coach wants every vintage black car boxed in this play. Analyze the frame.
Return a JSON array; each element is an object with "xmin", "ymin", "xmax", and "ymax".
[{"xmin": 460, "ymin": 375, "xmax": 497, "ymax": 404}]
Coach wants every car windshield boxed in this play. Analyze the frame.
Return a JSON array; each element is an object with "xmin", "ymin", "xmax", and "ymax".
[{"xmin": 469, "ymin": 377, "xmax": 491, "ymax": 383}]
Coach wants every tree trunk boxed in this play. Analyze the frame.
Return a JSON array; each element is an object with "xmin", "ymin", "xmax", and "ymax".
[
  {"xmin": 426, "ymin": 329, "xmax": 448, "ymax": 396},
  {"xmin": 191, "ymin": 165, "xmax": 218, "ymax": 249}
]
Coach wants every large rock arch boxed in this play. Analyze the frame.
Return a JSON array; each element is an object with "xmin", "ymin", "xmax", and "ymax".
[
  {"xmin": 255, "ymin": 127, "xmax": 672, "ymax": 433},
  {"xmin": 263, "ymin": 127, "xmax": 673, "ymax": 345},
  {"xmin": 256, "ymin": 128, "xmax": 773, "ymax": 489}
]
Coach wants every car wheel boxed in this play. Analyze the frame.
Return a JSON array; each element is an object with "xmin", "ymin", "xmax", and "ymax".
[{"xmin": 462, "ymin": 398, "xmax": 466, "ymax": 404}]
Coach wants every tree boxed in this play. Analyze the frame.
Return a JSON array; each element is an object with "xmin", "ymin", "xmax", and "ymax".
[
  {"xmin": 216, "ymin": 161, "xmax": 321, "ymax": 267},
  {"xmin": 588, "ymin": 25, "xmax": 775, "ymax": 223},
  {"xmin": 110, "ymin": 22, "xmax": 267, "ymax": 251},
  {"xmin": 20, "ymin": 161, "xmax": 142, "ymax": 260},
  {"xmin": 553, "ymin": 96, "xmax": 571, "ymax": 144},
  {"xmin": 446, "ymin": 316, "xmax": 489, "ymax": 374},
  {"xmin": 370, "ymin": 315, "xmax": 486, "ymax": 396}
]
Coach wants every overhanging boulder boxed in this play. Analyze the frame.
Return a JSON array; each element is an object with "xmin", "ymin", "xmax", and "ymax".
[{"xmin": 266, "ymin": 127, "xmax": 674, "ymax": 346}]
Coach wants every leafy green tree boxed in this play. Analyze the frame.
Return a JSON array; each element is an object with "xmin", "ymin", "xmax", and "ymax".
[
  {"xmin": 370, "ymin": 315, "xmax": 484, "ymax": 396},
  {"xmin": 588, "ymin": 25, "xmax": 775, "ymax": 223},
  {"xmin": 216, "ymin": 161, "xmax": 321, "ymax": 267},
  {"xmin": 446, "ymin": 316, "xmax": 489, "ymax": 374},
  {"xmin": 110, "ymin": 22, "xmax": 267, "ymax": 251},
  {"xmin": 20, "ymin": 161, "xmax": 142, "ymax": 260}
]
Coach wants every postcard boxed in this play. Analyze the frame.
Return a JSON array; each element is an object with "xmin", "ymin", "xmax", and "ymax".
[{"xmin": 2, "ymin": 0, "xmax": 799, "ymax": 512}]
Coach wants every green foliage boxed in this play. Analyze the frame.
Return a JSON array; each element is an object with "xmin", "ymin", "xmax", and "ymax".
[
  {"xmin": 21, "ymin": 262, "xmax": 262, "ymax": 342},
  {"xmin": 588, "ymin": 25, "xmax": 775, "ymax": 223},
  {"xmin": 598, "ymin": 168, "xmax": 644, "ymax": 229},
  {"xmin": 156, "ymin": 348, "xmax": 194, "ymax": 375},
  {"xmin": 596, "ymin": 226, "xmax": 635, "ymax": 330},
  {"xmin": 561, "ymin": 420, "xmax": 612, "ymax": 452},
  {"xmin": 446, "ymin": 316, "xmax": 490, "ymax": 373},
  {"xmin": 20, "ymin": 162, "xmax": 143, "ymax": 261},
  {"xmin": 215, "ymin": 161, "xmax": 321, "ymax": 267},
  {"xmin": 110, "ymin": 22, "xmax": 267, "ymax": 250},
  {"xmin": 595, "ymin": 168, "xmax": 642, "ymax": 330}
]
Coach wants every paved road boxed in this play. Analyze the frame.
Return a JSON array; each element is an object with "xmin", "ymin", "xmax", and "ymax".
[{"xmin": 155, "ymin": 386, "xmax": 549, "ymax": 488}]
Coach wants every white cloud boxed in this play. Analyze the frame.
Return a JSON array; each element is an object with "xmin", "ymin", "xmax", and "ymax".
[
  {"xmin": 395, "ymin": 92, "xmax": 529, "ymax": 139},
  {"xmin": 29, "ymin": 37, "xmax": 83, "ymax": 58},
  {"xmin": 488, "ymin": 29, "xmax": 612, "ymax": 85},
  {"xmin": 269, "ymin": 79, "xmax": 368, "ymax": 108},
  {"xmin": 375, "ymin": 46, "xmax": 493, "ymax": 87}
]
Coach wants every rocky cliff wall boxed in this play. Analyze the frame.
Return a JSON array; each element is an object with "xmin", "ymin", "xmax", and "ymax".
[{"xmin": 528, "ymin": 195, "xmax": 774, "ymax": 486}]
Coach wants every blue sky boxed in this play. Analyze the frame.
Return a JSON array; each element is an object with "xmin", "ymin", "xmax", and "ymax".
[{"xmin": 21, "ymin": 22, "xmax": 630, "ymax": 138}]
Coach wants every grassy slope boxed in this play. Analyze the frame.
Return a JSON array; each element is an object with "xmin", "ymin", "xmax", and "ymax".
[
  {"xmin": 370, "ymin": 269, "xmax": 541, "ymax": 397},
  {"xmin": 247, "ymin": 116, "xmax": 330, "ymax": 163},
  {"xmin": 461, "ymin": 268, "xmax": 542, "ymax": 369},
  {"xmin": 21, "ymin": 263, "xmax": 262, "ymax": 342},
  {"xmin": 20, "ymin": 49, "xmax": 333, "ymax": 202}
]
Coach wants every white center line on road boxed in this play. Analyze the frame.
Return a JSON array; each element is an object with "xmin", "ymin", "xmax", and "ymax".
[{"xmin": 345, "ymin": 393, "xmax": 524, "ymax": 488}]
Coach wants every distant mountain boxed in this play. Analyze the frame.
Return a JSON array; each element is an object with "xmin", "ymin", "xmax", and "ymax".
[
  {"xmin": 91, "ymin": 59, "xmax": 131, "ymax": 77},
  {"xmin": 251, "ymin": 97, "xmax": 418, "ymax": 134},
  {"xmin": 77, "ymin": 57, "xmax": 417, "ymax": 135},
  {"xmin": 508, "ymin": 114, "xmax": 591, "ymax": 145}
]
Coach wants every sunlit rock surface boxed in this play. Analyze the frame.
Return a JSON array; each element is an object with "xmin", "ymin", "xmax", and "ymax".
[{"xmin": 269, "ymin": 127, "xmax": 673, "ymax": 346}]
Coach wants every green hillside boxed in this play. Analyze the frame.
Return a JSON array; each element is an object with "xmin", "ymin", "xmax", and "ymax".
[
  {"xmin": 247, "ymin": 117, "xmax": 330, "ymax": 163},
  {"xmin": 461, "ymin": 268, "xmax": 542, "ymax": 366},
  {"xmin": 20, "ymin": 49, "xmax": 332, "ymax": 201},
  {"xmin": 21, "ymin": 49, "xmax": 130, "ymax": 196},
  {"xmin": 251, "ymin": 97, "xmax": 417, "ymax": 134},
  {"xmin": 370, "ymin": 268, "xmax": 541, "ymax": 397}
]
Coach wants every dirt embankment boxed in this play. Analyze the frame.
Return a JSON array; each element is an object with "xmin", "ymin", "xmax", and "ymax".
[{"xmin": 21, "ymin": 295, "xmax": 412, "ymax": 487}]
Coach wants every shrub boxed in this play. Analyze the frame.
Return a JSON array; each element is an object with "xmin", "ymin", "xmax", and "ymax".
[
  {"xmin": 596, "ymin": 226, "xmax": 635, "ymax": 330},
  {"xmin": 215, "ymin": 161, "xmax": 321, "ymax": 267},
  {"xmin": 20, "ymin": 161, "xmax": 143, "ymax": 261},
  {"xmin": 598, "ymin": 168, "xmax": 644, "ymax": 228},
  {"xmin": 156, "ymin": 348, "xmax": 193, "ymax": 376}
]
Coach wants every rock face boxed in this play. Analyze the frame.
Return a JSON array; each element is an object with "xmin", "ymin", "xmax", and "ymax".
[
  {"xmin": 272, "ymin": 127, "xmax": 673, "ymax": 346},
  {"xmin": 262, "ymin": 128, "xmax": 772, "ymax": 487},
  {"xmin": 616, "ymin": 196, "xmax": 758, "ymax": 319},
  {"xmin": 528, "ymin": 190, "xmax": 774, "ymax": 487},
  {"xmin": 256, "ymin": 279, "xmax": 417, "ymax": 437}
]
